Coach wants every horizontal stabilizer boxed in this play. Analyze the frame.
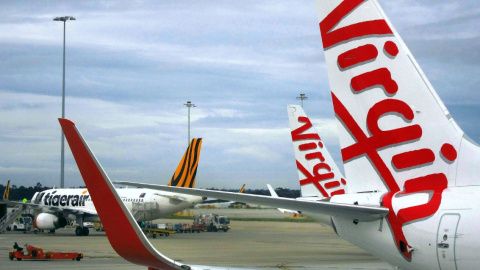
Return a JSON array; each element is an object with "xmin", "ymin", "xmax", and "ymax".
[{"xmin": 116, "ymin": 181, "xmax": 388, "ymax": 222}]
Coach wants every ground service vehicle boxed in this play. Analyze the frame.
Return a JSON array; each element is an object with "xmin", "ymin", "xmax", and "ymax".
[
  {"xmin": 141, "ymin": 223, "xmax": 175, "ymax": 238},
  {"xmin": 194, "ymin": 214, "xmax": 230, "ymax": 232},
  {"xmin": 168, "ymin": 223, "xmax": 194, "ymax": 233},
  {"xmin": 9, "ymin": 242, "xmax": 83, "ymax": 261},
  {"xmin": 6, "ymin": 216, "xmax": 32, "ymax": 231}
]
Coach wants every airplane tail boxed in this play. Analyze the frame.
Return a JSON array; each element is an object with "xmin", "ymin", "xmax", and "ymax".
[
  {"xmin": 315, "ymin": 0, "xmax": 480, "ymax": 259},
  {"xmin": 314, "ymin": 0, "xmax": 476, "ymax": 192},
  {"xmin": 59, "ymin": 118, "xmax": 186, "ymax": 270},
  {"xmin": 267, "ymin": 184, "xmax": 300, "ymax": 215},
  {"xmin": 238, "ymin": 184, "xmax": 245, "ymax": 193},
  {"xmin": 2, "ymin": 180, "xmax": 10, "ymax": 201},
  {"xmin": 266, "ymin": 184, "xmax": 279, "ymax": 198},
  {"xmin": 168, "ymin": 138, "xmax": 202, "ymax": 188},
  {"xmin": 287, "ymin": 105, "xmax": 346, "ymax": 198}
]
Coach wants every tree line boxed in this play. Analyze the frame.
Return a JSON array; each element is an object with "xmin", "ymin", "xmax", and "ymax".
[{"xmin": 0, "ymin": 182, "xmax": 51, "ymax": 201}]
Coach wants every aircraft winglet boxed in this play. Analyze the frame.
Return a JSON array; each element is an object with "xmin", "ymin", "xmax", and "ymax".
[{"xmin": 59, "ymin": 118, "xmax": 186, "ymax": 270}]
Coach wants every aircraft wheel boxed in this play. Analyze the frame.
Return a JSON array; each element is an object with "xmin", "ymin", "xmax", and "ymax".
[
  {"xmin": 75, "ymin": 227, "xmax": 83, "ymax": 236},
  {"xmin": 82, "ymin": 227, "xmax": 89, "ymax": 236}
]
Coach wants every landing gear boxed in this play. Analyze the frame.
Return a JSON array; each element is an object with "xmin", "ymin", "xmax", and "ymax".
[
  {"xmin": 75, "ymin": 226, "xmax": 89, "ymax": 236},
  {"xmin": 74, "ymin": 215, "xmax": 89, "ymax": 236}
]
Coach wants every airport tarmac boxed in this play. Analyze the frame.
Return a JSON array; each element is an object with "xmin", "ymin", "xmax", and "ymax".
[{"xmin": 1, "ymin": 208, "xmax": 391, "ymax": 269}]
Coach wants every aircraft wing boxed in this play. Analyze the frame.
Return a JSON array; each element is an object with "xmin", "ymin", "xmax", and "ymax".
[
  {"xmin": 152, "ymin": 193, "xmax": 192, "ymax": 202},
  {"xmin": 116, "ymin": 181, "xmax": 388, "ymax": 222}
]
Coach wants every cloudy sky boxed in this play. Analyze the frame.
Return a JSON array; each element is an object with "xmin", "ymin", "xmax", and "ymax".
[{"xmin": 1, "ymin": 0, "xmax": 480, "ymax": 189}]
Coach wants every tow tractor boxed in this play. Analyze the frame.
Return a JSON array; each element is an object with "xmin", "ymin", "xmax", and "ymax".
[{"xmin": 9, "ymin": 242, "xmax": 83, "ymax": 261}]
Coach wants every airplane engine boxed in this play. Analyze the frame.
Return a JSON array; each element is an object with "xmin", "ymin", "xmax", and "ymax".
[{"xmin": 33, "ymin": 213, "xmax": 68, "ymax": 230}]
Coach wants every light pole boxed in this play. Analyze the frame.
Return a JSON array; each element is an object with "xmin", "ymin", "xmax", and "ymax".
[
  {"xmin": 54, "ymin": 16, "xmax": 75, "ymax": 188},
  {"xmin": 296, "ymin": 93, "xmax": 308, "ymax": 108},
  {"xmin": 184, "ymin": 101, "xmax": 196, "ymax": 146}
]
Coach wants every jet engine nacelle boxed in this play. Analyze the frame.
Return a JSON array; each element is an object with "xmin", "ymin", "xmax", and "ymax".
[{"xmin": 33, "ymin": 213, "xmax": 68, "ymax": 230}]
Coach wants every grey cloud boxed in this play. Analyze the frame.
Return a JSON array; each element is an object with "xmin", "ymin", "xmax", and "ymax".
[{"xmin": 1, "ymin": 0, "xmax": 479, "ymax": 189}]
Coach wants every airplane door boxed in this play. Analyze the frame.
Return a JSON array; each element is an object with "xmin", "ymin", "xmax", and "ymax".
[{"xmin": 437, "ymin": 214, "xmax": 460, "ymax": 270}]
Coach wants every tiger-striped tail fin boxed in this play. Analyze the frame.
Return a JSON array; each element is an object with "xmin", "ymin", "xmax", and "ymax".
[{"xmin": 168, "ymin": 138, "xmax": 202, "ymax": 188}]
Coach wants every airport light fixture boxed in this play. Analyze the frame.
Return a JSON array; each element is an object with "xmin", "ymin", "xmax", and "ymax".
[
  {"xmin": 184, "ymin": 101, "xmax": 196, "ymax": 146},
  {"xmin": 296, "ymin": 93, "xmax": 308, "ymax": 108},
  {"xmin": 54, "ymin": 16, "xmax": 76, "ymax": 188}
]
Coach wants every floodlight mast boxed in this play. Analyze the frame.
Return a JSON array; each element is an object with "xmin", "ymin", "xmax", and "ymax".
[
  {"xmin": 53, "ymin": 16, "xmax": 75, "ymax": 188},
  {"xmin": 296, "ymin": 93, "xmax": 308, "ymax": 108},
  {"xmin": 183, "ymin": 101, "xmax": 197, "ymax": 146},
  {"xmin": 184, "ymin": 101, "xmax": 196, "ymax": 146}
]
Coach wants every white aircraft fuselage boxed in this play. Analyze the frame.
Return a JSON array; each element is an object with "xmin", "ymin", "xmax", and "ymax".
[
  {"xmin": 329, "ymin": 188, "xmax": 480, "ymax": 270},
  {"xmin": 31, "ymin": 188, "xmax": 204, "ymax": 223}
]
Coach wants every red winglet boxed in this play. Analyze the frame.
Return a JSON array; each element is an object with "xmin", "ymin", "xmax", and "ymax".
[{"xmin": 59, "ymin": 118, "xmax": 182, "ymax": 270}]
